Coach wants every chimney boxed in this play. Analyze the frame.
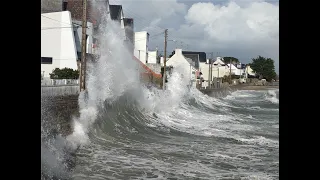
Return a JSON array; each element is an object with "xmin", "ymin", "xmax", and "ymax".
[{"xmin": 175, "ymin": 49, "xmax": 182, "ymax": 55}]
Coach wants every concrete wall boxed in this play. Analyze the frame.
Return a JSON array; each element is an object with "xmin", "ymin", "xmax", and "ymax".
[
  {"xmin": 41, "ymin": 94, "xmax": 79, "ymax": 137},
  {"xmin": 134, "ymin": 31, "xmax": 149, "ymax": 64},
  {"xmin": 41, "ymin": 85, "xmax": 80, "ymax": 97},
  {"xmin": 41, "ymin": 11, "xmax": 78, "ymax": 78}
]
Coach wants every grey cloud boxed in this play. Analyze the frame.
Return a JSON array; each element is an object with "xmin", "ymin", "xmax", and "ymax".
[{"xmin": 112, "ymin": 0, "xmax": 279, "ymax": 73}]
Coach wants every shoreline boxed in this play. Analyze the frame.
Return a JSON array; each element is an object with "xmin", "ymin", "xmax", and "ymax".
[
  {"xmin": 229, "ymin": 85, "xmax": 279, "ymax": 91},
  {"xmin": 200, "ymin": 85, "xmax": 278, "ymax": 97}
]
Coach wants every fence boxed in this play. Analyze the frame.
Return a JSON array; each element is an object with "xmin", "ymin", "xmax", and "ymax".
[
  {"xmin": 41, "ymin": 85, "xmax": 80, "ymax": 97},
  {"xmin": 41, "ymin": 79, "xmax": 79, "ymax": 86}
]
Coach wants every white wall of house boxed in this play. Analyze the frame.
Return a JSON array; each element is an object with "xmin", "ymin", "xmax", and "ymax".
[
  {"xmin": 246, "ymin": 65, "xmax": 256, "ymax": 76},
  {"xmin": 148, "ymin": 50, "xmax": 158, "ymax": 64},
  {"xmin": 226, "ymin": 64, "xmax": 241, "ymax": 76},
  {"xmin": 199, "ymin": 64, "xmax": 228, "ymax": 79},
  {"xmin": 212, "ymin": 66, "xmax": 230, "ymax": 77},
  {"xmin": 199, "ymin": 63, "xmax": 210, "ymax": 81},
  {"xmin": 134, "ymin": 31, "xmax": 149, "ymax": 64},
  {"xmin": 41, "ymin": 11, "xmax": 78, "ymax": 78}
]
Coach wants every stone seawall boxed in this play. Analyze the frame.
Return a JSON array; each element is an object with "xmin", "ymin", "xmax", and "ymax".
[{"xmin": 41, "ymin": 95, "xmax": 79, "ymax": 137}]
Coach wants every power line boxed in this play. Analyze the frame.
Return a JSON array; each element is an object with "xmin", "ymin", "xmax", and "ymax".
[
  {"xmin": 134, "ymin": 31, "xmax": 164, "ymax": 42},
  {"xmin": 112, "ymin": 0, "xmax": 165, "ymax": 35},
  {"xmin": 41, "ymin": 27, "xmax": 74, "ymax": 30},
  {"xmin": 41, "ymin": 14, "xmax": 82, "ymax": 27}
]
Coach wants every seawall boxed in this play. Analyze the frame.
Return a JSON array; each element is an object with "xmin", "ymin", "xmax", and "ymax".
[
  {"xmin": 41, "ymin": 94, "xmax": 79, "ymax": 137},
  {"xmin": 199, "ymin": 84, "xmax": 279, "ymax": 97}
]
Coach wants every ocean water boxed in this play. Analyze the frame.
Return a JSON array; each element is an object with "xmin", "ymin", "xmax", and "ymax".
[
  {"xmin": 69, "ymin": 87, "xmax": 279, "ymax": 180},
  {"xmin": 41, "ymin": 1, "xmax": 279, "ymax": 179}
]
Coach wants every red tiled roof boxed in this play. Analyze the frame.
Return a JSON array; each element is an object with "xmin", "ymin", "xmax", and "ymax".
[{"xmin": 133, "ymin": 56, "xmax": 162, "ymax": 78}]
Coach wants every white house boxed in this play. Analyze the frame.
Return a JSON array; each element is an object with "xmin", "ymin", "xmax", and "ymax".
[
  {"xmin": 147, "ymin": 50, "xmax": 158, "ymax": 64},
  {"xmin": 41, "ymin": 11, "xmax": 93, "ymax": 79},
  {"xmin": 199, "ymin": 57, "xmax": 228, "ymax": 81},
  {"xmin": 41, "ymin": 11, "xmax": 78, "ymax": 79},
  {"xmin": 212, "ymin": 57, "xmax": 225, "ymax": 66},
  {"xmin": 166, "ymin": 49, "xmax": 199, "ymax": 84},
  {"xmin": 245, "ymin": 65, "xmax": 256, "ymax": 77},
  {"xmin": 226, "ymin": 64, "xmax": 246, "ymax": 76},
  {"xmin": 134, "ymin": 31, "xmax": 149, "ymax": 64}
]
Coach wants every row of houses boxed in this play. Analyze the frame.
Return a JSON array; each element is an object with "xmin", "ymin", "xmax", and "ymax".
[
  {"xmin": 164, "ymin": 49, "xmax": 256, "ymax": 88},
  {"xmin": 41, "ymin": 1, "xmax": 255, "ymax": 90},
  {"xmin": 41, "ymin": 0, "xmax": 161, "ymax": 81}
]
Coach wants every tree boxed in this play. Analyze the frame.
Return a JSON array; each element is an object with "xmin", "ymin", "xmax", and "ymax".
[
  {"xmin": 49, "ymin": 68, "xmax": 79, "ymax": 79},
  {"xmin": 250, "ymin": 56, "xmax": 276, "ymax": 81},
  {"xmin": 223, "ymin": 57, "xmax": 240, "ymax": 64}
]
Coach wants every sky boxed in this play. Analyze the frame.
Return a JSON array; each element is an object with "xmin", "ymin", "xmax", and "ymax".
[{"xmin": 109, "ymin": 0, "xmax": 279, "ymax": 73}]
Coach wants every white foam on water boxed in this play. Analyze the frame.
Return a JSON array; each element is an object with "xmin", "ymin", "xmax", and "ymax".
[
  {"xmin": 265, "ymin": 89, "xmax": 279, "ymax": 104},
  {"xmin": 237, "ymin": 136, "xmax": 279, "ymax": 148}
]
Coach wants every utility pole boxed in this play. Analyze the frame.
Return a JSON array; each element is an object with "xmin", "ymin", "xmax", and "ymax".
[
  {"xmin": 79, "ymin": 0, "xmax": 88, "ymax": 91},
  {"xmin": 229, "ymin": 59, "xmax": 232, "ymax": 83},
  {"xmin": 208, "ymin": 60, "xmax": 210, "ymax": 89},
  {"xmin": 162, "ymin": 29, "xmax": 168, "ymax": 90}
]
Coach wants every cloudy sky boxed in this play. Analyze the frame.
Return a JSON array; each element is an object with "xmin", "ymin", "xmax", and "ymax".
[{"xmin": 110, "ymin": 0, "xmax": 279, "ymax": 73}]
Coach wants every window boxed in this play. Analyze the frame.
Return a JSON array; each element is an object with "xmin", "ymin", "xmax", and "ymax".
[{"xmin": 41, "ymin": 57, "xmax": 52, "ymax": 64}]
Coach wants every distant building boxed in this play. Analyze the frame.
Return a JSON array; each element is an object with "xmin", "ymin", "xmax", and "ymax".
[
  {"xmin": 200, "ymin": 57, "xmax": 229, "ymax": 82},
  {"xmin": 147, "ymin": 50, "xmax": 158, "ymax": 64},
  {"xmin": 169, "ymin": 51, "xmax": 206, "ymax": 69},
  {"xmin": 134, "ymin": 31, "xmax": 149, "ymax": 64},
  {"xmin": 245, "ymin": 65, "xmax": 256, "ymax": 77},
  {"xmin": 166, "ymin": 49, "xmax": 200, "ymax": 86},
  {"xmin": 226, "ymin": 64, "xmax": 245, "ymax": 76}
]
